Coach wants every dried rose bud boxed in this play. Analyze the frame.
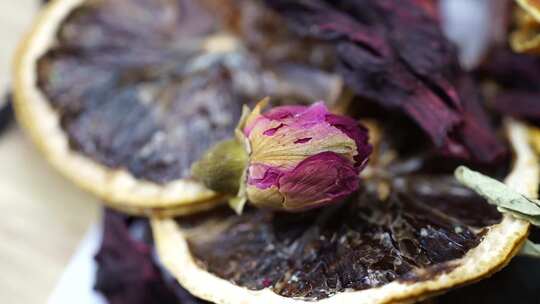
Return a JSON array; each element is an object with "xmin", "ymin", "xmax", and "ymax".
[
  {"xmin": 192, "ymin": 99, "xmax": 372, "ymax": 213},
  {"xmin": 242, "ymin": 101, "xmax": 371, "ymax": 211}
]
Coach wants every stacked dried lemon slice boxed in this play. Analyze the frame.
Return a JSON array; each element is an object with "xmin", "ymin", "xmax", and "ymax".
[
  {"xmin": 14, "ymin": 0, "xmax": 540, "ymax": 303},
  {"xmin": 152, "ymin": 120, "xmax": 538, "ymax": 304},
  {"xmin": 14, "ymin": 0, "xmax": 341, "ymax": 215}
]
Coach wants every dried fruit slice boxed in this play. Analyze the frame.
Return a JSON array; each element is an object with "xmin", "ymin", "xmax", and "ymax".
[
  {"xmin": 512, "ymin": 0, "xmax": 540, "ymax": 54},
  {"xmin": 14, "ymin": 0, "xmax": 340, "ymax": 214},
  {"xmin": 152, "ymin": 121, "xmax": 538, "ymax": 304}
]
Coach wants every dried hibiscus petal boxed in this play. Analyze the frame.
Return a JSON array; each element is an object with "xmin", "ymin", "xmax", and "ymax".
[
  {"xmin": 443, "ymin": 76, "xmax": 508, "ymax": 162},
  {"xmin": 264, "ymin": 0, "xmax": 507, "ymax": 163},
  {"xmin": 94, "ymin": 210, "xmax": 207, "ymax": 304},
  {"xmin": 490, "ymin": 91, "xmax": 540, "ymax": 121},
  {"xmin": 477, "ymin": 47, "xmax": 540, "ymax": 122},
  {"xmin": 478, "ymin": 47, "xmax": 540, "ymax": 89}
]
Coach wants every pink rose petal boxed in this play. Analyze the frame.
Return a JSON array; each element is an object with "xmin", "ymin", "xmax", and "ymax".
[
  {"xmin": 247, "ymin": 164, "xmax": 283, "ymax": 190},
  {"xmin": 279, "ymin": 152, "xmax": 359, "ymax": 209}
]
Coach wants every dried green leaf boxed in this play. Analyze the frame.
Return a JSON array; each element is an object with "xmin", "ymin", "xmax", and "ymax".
[
  {"xmin": 519, "ymin": 240, "xmax": 540, "ymax": 258},
  {"xmin": 498, "ymin": 207, "xmax": 540, "ymax": 226},
  {"xmin": 456, "ymin": 166, "xmax": 540, "ymax": 259},
  {"xmin": 454, "ymin": 166, "xmax": 540, "ymax": 217}
]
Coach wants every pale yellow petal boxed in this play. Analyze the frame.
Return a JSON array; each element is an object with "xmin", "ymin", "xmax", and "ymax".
[
  {"xmin": 246, "ymin": 185, "xmax": 283, "ymax": 209},
  {"xmin": 249, "ymin": 122, "xmax": 357, "ymax": 170}
]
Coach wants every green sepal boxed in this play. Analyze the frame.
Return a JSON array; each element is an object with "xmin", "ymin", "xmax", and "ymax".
[
  {"xmin": 191, "ymin": 139, "xmax": 248, "ymax": 195},
  {"xmin": 454, "ymin": 166, "xmax": 540, "ymax": 216},
  {"xmin": 229, "ymin": 196, "xmax": 247, "ymax": 215}
]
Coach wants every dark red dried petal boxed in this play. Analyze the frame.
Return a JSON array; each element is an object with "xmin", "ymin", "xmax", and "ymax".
[
  {"xmin": 336, "ymin": 42, "xmax": 462, "ymax": 147},
  {"xmin": 491, "ymin": 91, "xmax": 540, "ymax": 120},
  {"xmin": 94, "ymin": 209, "xmax": 207, "ymax": 304},
  {"xmin": 266, "ymin": 0, "xmax": 390, "ymax": 57},
  {"xmin": 379, "ymin": 0, "xmax": 461, "ymax": 109},
  {"xmin": 265, "ymin": 0, "xmax": 507, "ymax": 164},
  {"xmin": 444, "ymin": 76, "xmax": 507, "ymax": 163},
  {"xmin": 477, "ymin": 47, "xmax": 540, "ymax": 122},
  {"xmin": 478, "ymin": 47, "xmax": 540, "ymax": 90},
  {"xmin": 412, "ymin": 0, "xmax": 439, "ymax": 19}
]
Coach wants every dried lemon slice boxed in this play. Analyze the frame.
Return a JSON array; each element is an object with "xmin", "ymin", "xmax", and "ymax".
[
  {"xmin": 152, "ymin": 121, "xmax": 537, "ymax": 304},
  {"xmin": 511, "ymin": 0, "xmax": 540, "ymax": 54},
  {"xmin": 14, "ymin": 0, "xmax": 340, "ymax": 215}
]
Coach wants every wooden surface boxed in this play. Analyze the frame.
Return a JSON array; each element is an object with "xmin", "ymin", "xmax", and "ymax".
[{"xmin": 0, "ymin": 1, "xmax": 100, "ymax": 303}]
